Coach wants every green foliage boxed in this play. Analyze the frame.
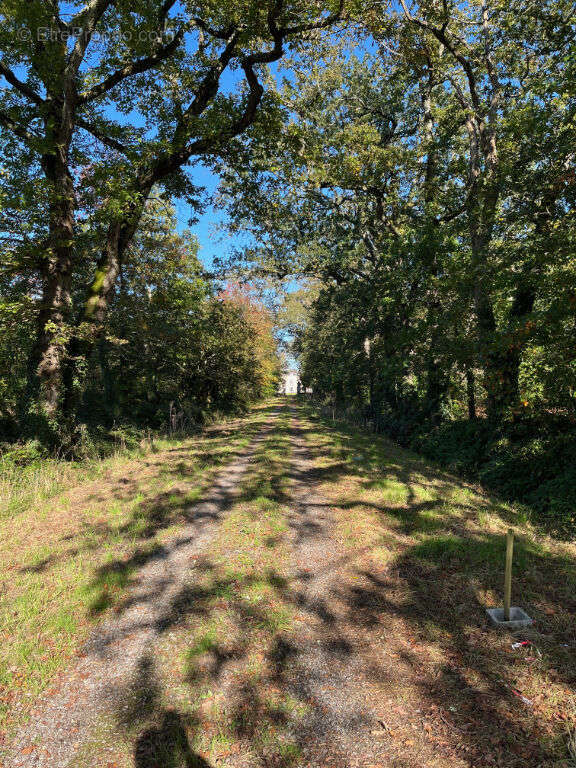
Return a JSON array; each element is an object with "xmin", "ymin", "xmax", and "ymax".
[
  {"xmin": 209, "ymin": 4, "xmax": 576, "ymax": 534},
  {"xmin": 528, "ymin": 467, "xmax": 576, "ymax": 535},
  {"xmin": 0, "ymin": 440, "xmax": 48, "ymax": 469},
  {"xmin": 412, "ymin": 421, "xmax": 496, "ymax": 474},
  {"xmin": 0, "ymin": 202, "xmax": 280, "ymax": 450},
  {"xmin": 411, "ymin": 419, "xmax": 576, "ymax": 536},
  {"xmin": 0, "ymin": 0, "xmax": 341, "ymax": 427},
  {"xmin": 0, "ymin": 1, "xmax": 574, "ymax": 530}
]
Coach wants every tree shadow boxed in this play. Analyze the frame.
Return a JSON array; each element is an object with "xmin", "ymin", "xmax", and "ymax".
[
  {"xmin": 110, "ymin": 653, "xmax": 213, "ymax": 768},
  {"xmin": 84, "ymin": 418, "xmax": 280, "ymax": 618},
  {"xmin": 336, "ymin": 530, "xmax": 576, "ymax": 765},
  {"xmin": 134, "ymin": 711, "xmax": 211, "ymax": 768},
  {"xmin": 288, "ymin": 403, "xmax": 576, "ymax": 764},
  {"xmin": 15, "ymin": 409, "xmax": 274, "ymax": 584},
  {"xmin": 79, "ymin": 401, "xmax": 576, "ymax": 766}
]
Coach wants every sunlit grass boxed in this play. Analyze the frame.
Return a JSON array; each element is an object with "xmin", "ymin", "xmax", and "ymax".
[
  {"xmin": 0, "ymin": 403, "xmax": 275, "ymax": 733},
  {"xmin": 15, "ymin": 399, "xmax": 576, "ymax": 766}
]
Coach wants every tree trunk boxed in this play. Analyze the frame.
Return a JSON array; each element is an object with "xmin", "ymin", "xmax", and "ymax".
[
  {"xmin": 466, "ymin": 367, "xmax": 477, "ymax": 420},
  {"xmin": 473, "ymin": 275, "xmax": 527, "ymax": 420},
  {"xmin": 426, "ymin": 354, "xmax": 446, "ymax": 421},
  {"xmin": 62, "ymin": 201, "xmax": 147, "ymax": 419},
  {"xmin": 421, "ymin": 72, "xmax": 449, "ymax": 422},
  {"xmin": 469, "ymin": 211, "xmax": 520, "ymax": 419},
  {"xmin": 98, "ymin": 337, "xmax": 116, "ymax": 426},
  {"xmin": 26, "ymin": 155, "xmax": 75, "ymax": 425}
]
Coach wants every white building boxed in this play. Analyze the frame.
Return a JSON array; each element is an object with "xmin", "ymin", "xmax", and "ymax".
[
  {"xmin": 278, "ymin": 370, "xmax": 312, "ymax": 395},
  {"xmin": 279, "ymin": 369, "xmax": 300, "ymax": 395}
]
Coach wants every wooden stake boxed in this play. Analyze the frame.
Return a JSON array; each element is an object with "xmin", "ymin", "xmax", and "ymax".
[{"xmin": 504, "ymin": 529, "xmax": 514, "ymax": 621}]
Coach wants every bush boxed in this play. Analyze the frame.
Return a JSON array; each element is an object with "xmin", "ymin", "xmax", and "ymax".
[
  {"xmin": 526, "ymin": 465, "xmax": 576, "ymax": 536},
  {"xmin": 413, "ymin": 420, "xmax": 495, "ymax": 473},
  {"xmin": 0, "ymin": 440, "xmax": 48, "ymax": 469}
]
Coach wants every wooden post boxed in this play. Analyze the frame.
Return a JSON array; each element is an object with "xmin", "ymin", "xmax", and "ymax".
[{"xmin": 504, "ymin": 529, "xmax": 514, "ymax": 621}]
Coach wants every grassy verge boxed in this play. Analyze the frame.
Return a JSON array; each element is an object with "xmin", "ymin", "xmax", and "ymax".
[
  {"xmin": 321, "ymin": 403, "xmax": 576, "ymax": 536},
  {"xmin": 299, "ymin": 400, "xmax": 576, "ymax": 765},
  {"xmin": 0, "ymin": 403, "xmax": 274, "ymax": 736}
]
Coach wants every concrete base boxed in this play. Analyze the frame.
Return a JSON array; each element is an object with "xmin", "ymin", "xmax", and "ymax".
[{"xmin": 486, "ymin": 606, "xmax": 533, "ymax": 629}]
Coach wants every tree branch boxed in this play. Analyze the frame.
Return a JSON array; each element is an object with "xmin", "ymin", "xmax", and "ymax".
[
  {"xmin": 76, "ymin": 117, "xmax": 131, "ymax": 154},
  {"xmin": 0, "ymin": 109, "xmax": 37, "ymax": 143},
  {"xmin": 69, "ymin": 0, "xmax": 115, "ymax": 29},
  {"xmin": 78, "ymin": 26, "xmax": 185, "ymax": 103},
  {"xmin": 192, "ymin": 17, "xmax": 236, "ymax": 41},
  {"xmin": 183, "ymin": 28, "xmax": 241, "ymax": 120},
  {"xmin": 283, "ymin": 0, "xmax": 346, "ymax": 35},
  {"xmin": 106, "ymin": 2, "xmax": 346, "ymax": 211},
  {"xmin": 444, "ymin": 72, "xmax": 472, "ymax": 112},
  {"xmin": 398, "ymin": 0, "xmax": 480, "ymax": 112},
  {"xmin": 0, "ymin": 61, "xmax": 45, "ymax": 106},
  {"xmin": 67, "ymin": 0, "xmax": 116, "ymax": 77}
]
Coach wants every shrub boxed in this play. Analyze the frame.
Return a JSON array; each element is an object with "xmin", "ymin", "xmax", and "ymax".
[
  {"xmin": 0, "ymin": 440, "xmax": 48, "ymax": 469},
  {"xmin": 525, "ymin": 465, "xmax": 576, "ymax": 536},
  {"xmin": 413, "ymin": 420, "xmax": 495, "ymax": 474}
]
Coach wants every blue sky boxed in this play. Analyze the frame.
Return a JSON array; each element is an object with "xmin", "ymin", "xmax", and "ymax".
[{"xmin": 173, "ymin": 165, "xmax": 229, "ymax": 270}]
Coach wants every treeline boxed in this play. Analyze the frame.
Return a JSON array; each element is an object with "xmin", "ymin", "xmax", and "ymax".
[
  {"xmin": 0, "ymin": 203, "xmax": 280, "ymax": 451},
  {"xmin": 0, "ymin": 1, "xmax": 344, "ymax": 450},
  {"xmin": 215, "ymin": 1, "xmax": 576, "ymax": 532}
]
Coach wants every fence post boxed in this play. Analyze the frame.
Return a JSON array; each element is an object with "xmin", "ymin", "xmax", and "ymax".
[{"xmin": 504, "ymin": 529, "xmax": 514, "ymax": 621}]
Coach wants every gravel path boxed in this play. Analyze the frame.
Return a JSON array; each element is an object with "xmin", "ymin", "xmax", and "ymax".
[
  {"xmin": 4, "ymin": 404, "xmax": 471, "ymax": 768},
  {"xmin": 277, "ymin": 408, "xmax": 393, "ymax": 767},
  {"xmin": 2, "ymin": 414, "xmax": 278, "ymax": 768}
]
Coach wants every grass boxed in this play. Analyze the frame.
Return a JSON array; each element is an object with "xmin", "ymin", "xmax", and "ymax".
[
  {"xmin": 3, "ymin": 398, "xmax": 576, "ymax": 766},
  {"xmin": 70, "ymin": 400, "xmax": 576, "ymax": 767},
  {"xmin": 70, "ymin": 403, "xmax": 307, "ymax": 768},
  {"xmin": 0, "ymin": 436, "xmax": 163, "ymax": 523},
  {"xmin": 0, "ymin": 403, "xmax": 274, "ymax": 735},
  {"xmin": 298, "ymin": 400, "xmax": 576, "ymax": 765}
]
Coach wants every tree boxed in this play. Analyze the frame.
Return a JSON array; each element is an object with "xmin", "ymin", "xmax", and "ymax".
[
  {"xmin": 217, "ymin": 1, "xmax": 576, "ymax": 421},
  {"xmin": 386, "ymin": 0, "xmax": 576, "ymax": 416},
  {"xmin": 217, "ymin": 48, "xmax": 471, "ymax": 418},
  {"xmin": 0, "ymin": 0, "xmax": 343, "ymax": 437},
  {"xmin": 0, "ymin": 198, "xmax": 281, "ymax": 442}
]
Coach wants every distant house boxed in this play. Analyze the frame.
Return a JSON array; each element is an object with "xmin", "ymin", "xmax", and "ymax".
[
  {"xmin": 278, "ymin": 370, "xmax": 312, "ymax": 395},
  {"xmin": 279, "ymin": 369, "xmax": 300, "ymax": 395}
]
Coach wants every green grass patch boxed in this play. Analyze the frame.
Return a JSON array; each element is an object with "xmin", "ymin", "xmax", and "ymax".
[{"xmin": 0, "ymin": 402, "xmax": 277, "ymax": 734}]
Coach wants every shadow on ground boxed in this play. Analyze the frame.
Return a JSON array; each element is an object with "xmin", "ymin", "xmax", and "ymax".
[
  {"xmin": 87, "ymin": 400, "xmax": 576, "ymax": 768},
  {"xmin": 78, "ymin": 404, "xmax": 282, "ymax": 617}
]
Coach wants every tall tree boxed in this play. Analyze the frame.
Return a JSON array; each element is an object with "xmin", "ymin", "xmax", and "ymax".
[
  {"xmin": 387, "ymin": 0, "xmax": 576, "ymax": 416},
  {"xmin": 0, "ymin": 0, "xmax": 343, "ymax": 437}
]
